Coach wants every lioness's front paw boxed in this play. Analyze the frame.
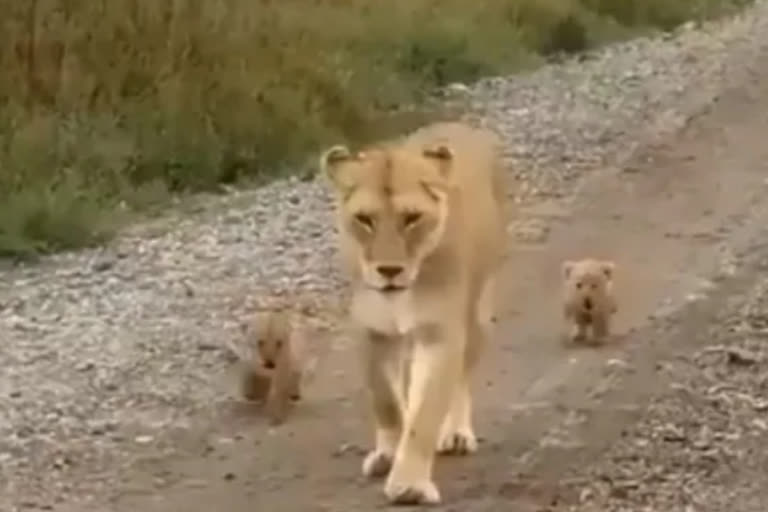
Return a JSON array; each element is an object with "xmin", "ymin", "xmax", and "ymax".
[
  {"xmin": 437, "ymin": 428, "xmax": 478, "ymax": 455},
  {"xmin": 384, "ymin": 477, "xmax": 441, "ymax": 506},
  {"xmin": 362, "ymin": 450, "xmax": 393, "ymax": 479}
]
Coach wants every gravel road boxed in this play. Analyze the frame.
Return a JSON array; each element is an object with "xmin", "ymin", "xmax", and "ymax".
[{"xmin": 3, "ymin": 3, "xmax": 768, "ymax": 511}]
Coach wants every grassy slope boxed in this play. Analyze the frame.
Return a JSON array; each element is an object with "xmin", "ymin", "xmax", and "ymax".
[{"xmin": 0, "ymin": 0, "xmax": 752, "ymax": 258}]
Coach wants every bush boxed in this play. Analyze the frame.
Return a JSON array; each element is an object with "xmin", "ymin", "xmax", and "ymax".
[{"xmin": 0, "ymin": 0, "xmax": 752, "ymax": 257}]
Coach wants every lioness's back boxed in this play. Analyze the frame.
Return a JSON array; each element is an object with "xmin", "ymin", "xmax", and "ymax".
[
  {"xmin": 404, "ymin": 122, "xmax": 503, "ymax": 192},
  {"xmin": 399, "ymin": 122, "xmax": 508, "ymax": 277}
]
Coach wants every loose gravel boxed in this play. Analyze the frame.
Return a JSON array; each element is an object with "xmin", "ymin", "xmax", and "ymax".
[{"xmin": 555, "ymin": 277, "xmax": 768, "ymax": 512}]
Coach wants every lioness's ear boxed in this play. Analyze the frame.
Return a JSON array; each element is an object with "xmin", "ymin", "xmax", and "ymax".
[
  {"xmin": 601, "ymin": 261, "xmax": 616, "ymax": 280},
  {"xmin": 562, "ymin": 260, "xmax": 575, "ymax": 279},
  {"xmin": 422, "ymin": 143, "xmax": 453, "ymax": 178},
  {"xmin": 319, "ymin": 145, "xmax": 354, "ymax": 187}
]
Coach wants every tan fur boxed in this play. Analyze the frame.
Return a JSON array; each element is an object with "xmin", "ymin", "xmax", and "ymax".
[
  {"xmin": 238, "ymin": 309, "xmax": 306, "ymax": 426},
  {"xmin": 320, "ymin": 122, "xmax": 508, "ymax": 505},
  {"xmin": 562, "ymin": 258, "xmax": 618, "ymax": 345}
]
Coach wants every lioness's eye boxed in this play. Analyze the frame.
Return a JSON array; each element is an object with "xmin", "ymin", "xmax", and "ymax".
[
  {"xmin": 403, "ymin": 212, "xmax": 422, "ymax": 228},
  {"xmin": 354, "ymin": 213, "xmax": 374, "ymax": 230},
  {"xmin": 575, "ymin": 282, "xmax": 583, "ymax": 290}
]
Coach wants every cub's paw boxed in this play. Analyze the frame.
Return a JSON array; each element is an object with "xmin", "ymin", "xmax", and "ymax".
[
  {"xmin": 437, "ymin": 429, "xmax": 478, "ymax": 456},
  {"xmin": 362, "ymin": 450, "xmax": 393, "ymax": 479},
  {"xmin": 384, "ymin": 478, "xmax": 441, "ymax": 506},
  {"xmin": 569, "ymin": 328, "xmax": 587, "ymax": 344}
]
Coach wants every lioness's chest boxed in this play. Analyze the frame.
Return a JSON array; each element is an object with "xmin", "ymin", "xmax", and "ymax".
[{"xmin": 349, "ymin": 289, "xmax": 417, "ymax": 337}]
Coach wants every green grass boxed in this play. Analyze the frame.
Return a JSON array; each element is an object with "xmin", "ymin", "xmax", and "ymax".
[{"xmin": 0, "ymin": 0, "xmax": 753, "ymax": 258}]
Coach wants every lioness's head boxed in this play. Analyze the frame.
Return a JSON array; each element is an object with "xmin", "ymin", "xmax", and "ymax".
[
  {"xmin": 320, "ymin": 142, "xmax": 454, "ymax": 293},
  {"xmin": 562, "ymin": 259, "xmax": 616, "ymax": 314}
]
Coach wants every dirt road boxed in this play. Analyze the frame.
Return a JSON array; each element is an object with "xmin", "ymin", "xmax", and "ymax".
[{"xmin": 84, "ymin": 30, "xmax": 768, "ymax": 512}]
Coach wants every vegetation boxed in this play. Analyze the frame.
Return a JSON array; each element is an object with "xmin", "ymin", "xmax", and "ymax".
[{"xmin": 0, "ymin": 0, "xmax": 753, "ymax": 257}]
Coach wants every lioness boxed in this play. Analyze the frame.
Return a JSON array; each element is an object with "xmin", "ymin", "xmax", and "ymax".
[
  {"xmin": 320, "ymin": 122, "xmax": 508, "ymax": 505},
  {"xmin": 562, "ymin": 258, "xmax": 618, "ymax": 345}
]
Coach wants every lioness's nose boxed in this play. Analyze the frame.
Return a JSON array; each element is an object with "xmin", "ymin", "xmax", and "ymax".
[
  {"xmin": 376, "ymin": 265, "xmax": 404, "ymax": 279},
  {"xmin": 584, "ymin": 298, "xmax": 593, "ymax": 310}
]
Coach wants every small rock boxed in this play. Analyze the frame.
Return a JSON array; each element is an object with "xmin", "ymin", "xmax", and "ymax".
[
  {"xmin": 135, "ymin": 435, "xmax": 154, "ymax": 444},
  {"xmin": 445, "ymin": 83, "xmax": 470, "ymax": 95},
  {"xmin": 661, "ymin": 424, "xmax": 686, "ymax": 442},
  {"xmin": 91, "ymin": 258, "xmax": 115, "ymax": 272},
  {"xmin": 332, "ymin": 443, "xmax": 366, "ymax": 458},
  {"xmin": 726, "ymin": 347, "xmax": 759, "ymax": 366},
  {"xmin": 76, "ymin": 361, "xmax": 95, "ymax": 372}
]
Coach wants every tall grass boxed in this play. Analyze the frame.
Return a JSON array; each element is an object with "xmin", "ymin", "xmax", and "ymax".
[{"xmin": 0, "ymin": 0, "xmax": 752, "ymax": 257}]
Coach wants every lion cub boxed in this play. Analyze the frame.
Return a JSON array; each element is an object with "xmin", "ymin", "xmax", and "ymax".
[
  {"xmin": 562, "ymin": 258, "xmax": 618, "ymax": 345},
  {"xmin": 237, "ymin": 309, "xmax": 306, "ymax": 425}
]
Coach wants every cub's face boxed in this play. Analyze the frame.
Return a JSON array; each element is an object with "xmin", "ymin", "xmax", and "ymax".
[
  {"xmin": 320, "ymin": 144, "xmax": 454, "ymax": 293},
  {"xmin": 244, "ymin": 311, "xmax": 291, "ymax": 369},
  {"xmin": 562, "ymin": 259, "xmax": 616, "ymax": 314}
]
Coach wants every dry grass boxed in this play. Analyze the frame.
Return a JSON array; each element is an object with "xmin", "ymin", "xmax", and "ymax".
[{"xmin": 0, "ymin": 0, "xmax": 752, "ymax": 258}]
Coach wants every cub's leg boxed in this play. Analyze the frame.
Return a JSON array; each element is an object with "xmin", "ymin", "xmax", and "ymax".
[
  {"xmin": 264, "ymin": 373, "xmax": 291, "ymax": 426},
  {"xmin": 288, "ymin": 368, "xmax": 302, "ymax": 402},
  {"xmin": 361, "ymin": 330, "xmax": 408, "ymax": 479},
  {"xmin": 385, "ymin": 323, "xmax": 463, "ymax": 505},
  {"xmin": 591, "ymin": 314, "xmax": 610, "ymax": 344},
  {"xmin": 264, "ymin": 346, "xmax": 301, "ymax": 425},
  {"xmin": 570, "ymin": 319, "xmax": 588, "ymax": 343},
  {"xmin": 438, "ymin": 278, "xmax": 494, "ymax": 455}
]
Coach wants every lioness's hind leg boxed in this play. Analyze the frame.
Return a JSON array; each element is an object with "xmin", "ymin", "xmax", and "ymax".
[{"xmin": 362, "ymin": 330, "xmax": 407, "ymax": 479}]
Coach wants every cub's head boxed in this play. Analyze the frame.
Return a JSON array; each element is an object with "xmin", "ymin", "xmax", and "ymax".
[
  {"xmin": 320, "ymin": 142, "xmax": 454, "ymax": 293},
  {"xmin": 562, "ymin": 259, "xmax": 616, "ymax": 313},
  {"xmin": 242, "ymin": 310, "xmax": 292, "ymax": 370}
]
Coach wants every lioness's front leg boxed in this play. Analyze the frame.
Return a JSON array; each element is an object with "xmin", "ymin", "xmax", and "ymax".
[
  {"xmin": 361, "ymin": 329, "xmax": 408, "ymax": 479},
  {"xmin": 385, "ymin": 323, "xmax": 463, "ymax": 505}
]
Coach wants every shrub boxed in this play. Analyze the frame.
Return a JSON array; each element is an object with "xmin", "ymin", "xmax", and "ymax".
[{"xmin": 0, "ymin": 0, "xmax": 753, "ymax": 257}]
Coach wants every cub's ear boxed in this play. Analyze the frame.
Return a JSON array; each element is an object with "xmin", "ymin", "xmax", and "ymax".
[
  {"xmin": 561, "ymin": 260, "xmax": 575, "ymax": 279},
  {"xmin": 319, "ymin": 145, "xmax": 355, "ymax": 188},
  {"xmin": 600, "ymin": 261, "xmax": 616, "ymax": 280},
  {"xmin": 422, "ymin": 143, "xmax": 453, "ymax": 178}
]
